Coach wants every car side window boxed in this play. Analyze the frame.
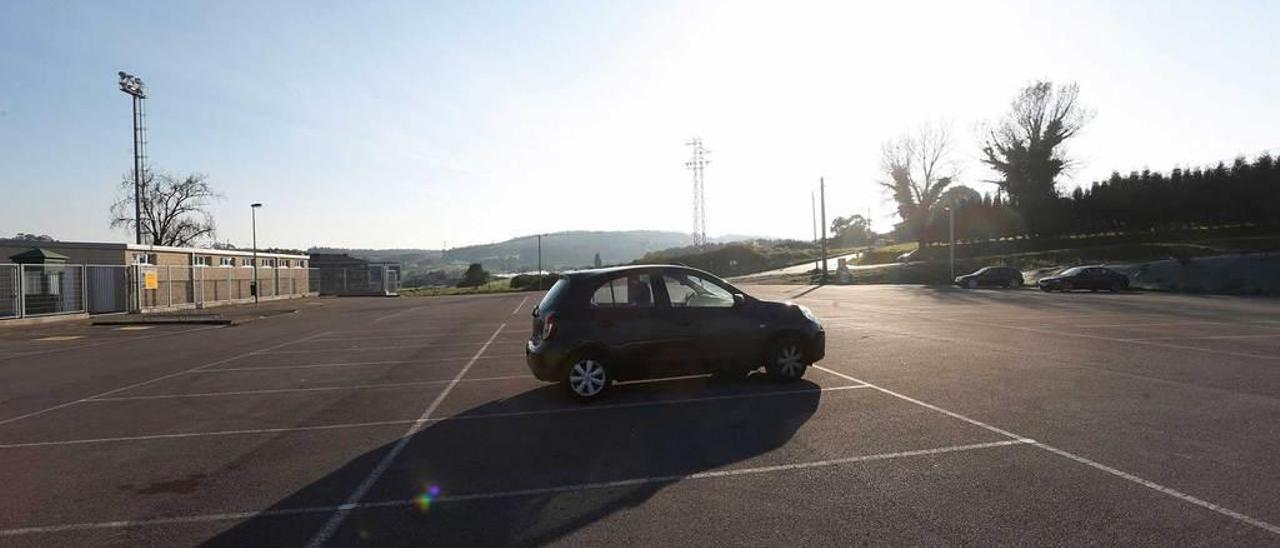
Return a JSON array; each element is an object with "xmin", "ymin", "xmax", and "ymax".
[
  {"xmin": 663, "ymin": 273, "xmax": 734, "ymax": 308},
  {"xmin": 589, "ymin": 274, "xmax": 653, "ymax": 308}
]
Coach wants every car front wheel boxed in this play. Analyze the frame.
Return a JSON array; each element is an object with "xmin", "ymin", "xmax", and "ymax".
[
  {"xmin": 765, "ymin": 337, "xmax": 808, "ymax": 382},
  {"xmin": 966, "ymin": 279, "xmax": 978, "ymax": 289},
  {"xmin": 565, "ymin": 356, "xmax": 610, "ymax": 401}
]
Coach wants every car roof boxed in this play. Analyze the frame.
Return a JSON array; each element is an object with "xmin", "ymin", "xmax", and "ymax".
[{"xmin": 561, "ymin": 264, "xmax": 715, "ymax": 280}]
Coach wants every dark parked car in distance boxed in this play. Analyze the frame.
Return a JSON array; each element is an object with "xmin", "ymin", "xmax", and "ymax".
[
  {"xmin": 526, "ymin": 265, "xmax": 825, "ymax": 401},
  {"xmin": 954, "ymin": 266, "xmax": 1024, "ymax": 289},
  {"xmin": 1038, "ymin": 266, "xmax": 1130, "ymax": 292}
]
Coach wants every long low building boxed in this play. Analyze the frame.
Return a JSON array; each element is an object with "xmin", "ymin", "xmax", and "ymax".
[{"xmin": 0, "ymin": 240, "xmax": 313, "ymax": 319}]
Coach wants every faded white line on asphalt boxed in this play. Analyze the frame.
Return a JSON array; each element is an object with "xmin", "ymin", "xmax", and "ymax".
[
  {"xmin": 0, "ymin": 439, "xmax": 1028, "ymax": 537},
  {"xmin": 197, "ymin": 354, "xmax": 524, "ymax": 372},
  {"xmin": 306, "ymin": 322, "xmax": 507, "ymax": 547},
  {"xmin": 0, "ymin": 385, "xmax": 868, "ymax": 449},
  {"xmin": 1122, "ymin": 334, "xmax": 1280, "ymax": 341},
  {"xmin": 812, "ymin": 365, "xmax": 1280, "ymax": 537},
  {"xmin": 372, "ymin": 305, "xmax": 430, "ymax": 323},
  {"xmin": 0, "ymin": 325, "xmax": 221, "ymax": 363},
  {"xmin": 512, "ymin": 296, "xmax": 529, "ymax": 315},
  {"xmin": 260, "ymin": 343, "xmax": 485, "ymax": 354},
  {"xmin": 0, "ymin": 331, "xmax": 332, "ymax": 427},
  {"xmin": 86, "ymin": 375, "xmax": 533, "ymax": 401}
]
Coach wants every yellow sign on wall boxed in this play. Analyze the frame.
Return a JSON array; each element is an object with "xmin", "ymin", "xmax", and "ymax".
[{"xmin": 144, "ymin": 271, "xmax": 159, "ymax": 290}]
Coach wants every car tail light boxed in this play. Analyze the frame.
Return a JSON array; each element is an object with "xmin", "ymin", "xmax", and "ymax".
[{"xmin": 541, "ymin": 312, "xmax": 557, "ymax": 340}]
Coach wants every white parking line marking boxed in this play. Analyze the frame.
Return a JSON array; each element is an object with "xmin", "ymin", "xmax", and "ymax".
[
  {"xmin": 86, "ymin": 375, "xmax": 533, "ymax": 401},
  {"xmin": 0, "ymin": 331, "xmax": 332, "ymax": 427},
  {"xmin": 307, "ymin": 322, "xmax": 507, "ymax": 547},
  {"xmin": 198, "ymin": 354, "xmax": 524, "ymax": 373},
  {"xmin": 824, "ymin": 305, "xmax": 1280, "ymax": 362},
  {"xmin": 33, "ymin": 336, "xmax": 84, "ymax": 342},
  {"xmin": 113, "ymin": 326, "xmax": 154, "ymax": 331},
  {"xmin": 0, "ymin": 439, "xmax": 1028, "ymax": 537},
  {"xmin": 261, "ymin": 342, "xmax": 500, "ymax": 354},
  {"xmin": 512, "ymin": 296, "xmax": 529, "ymax": 315},
  {"xmin": 0, "ymin": 385, "xmax": 868, "ymax": 448},
  {"xmin": 812, "ymin": 365, "xmax": 1280, "ymax": 537},
  {"xmin": 1122, "ymin": 334, "xmax": 1279, "ymax": 341}
]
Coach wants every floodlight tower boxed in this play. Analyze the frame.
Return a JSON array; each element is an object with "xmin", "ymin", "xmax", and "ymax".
[{"xmin": 118, "ymin": 71, "xmax": 148, "ymax": 245}]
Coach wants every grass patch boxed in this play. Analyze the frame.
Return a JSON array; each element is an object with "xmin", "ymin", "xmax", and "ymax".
[{"xmin": 400, "ymin": 280, "xmax": 527, "ymax": 297}]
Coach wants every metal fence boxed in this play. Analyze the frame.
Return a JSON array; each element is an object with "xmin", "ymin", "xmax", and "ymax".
[
  {"xmin": 311, "ymin": 265, "xmax": 400, "ymax": 296},
  {"xmin": 137, "ymin": 265, "xmax": 311, "ymax": 311},
  {"xmin": 1, "ymin": 265, "xmax": 19, "ymax": 319},
  {"xmin": 0, "ymin": 264, "xmax": 87, "ymax": 318},
  {"xmin": 1, "ymin": 263, "xmax": 314, "ymax": 320}
]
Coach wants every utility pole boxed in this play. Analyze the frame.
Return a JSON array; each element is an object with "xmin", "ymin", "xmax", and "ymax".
[
  {"xmin": 251, "ymin": 203, "xmax": 262, "ymax": 303},
  {"xmin": 118, "ymin": 71, "xmax": 147, "ymax": 245},
  {"xmin": 820, "ymin": 177, "xmax": 828, "ymax": 284},
  {"xmin": 685, "ymin": 138, "xmax": 709, "ymax": 248},
  {"xmin": 811, "ymin": 191, "xmax": 818, "ymax": 271}
]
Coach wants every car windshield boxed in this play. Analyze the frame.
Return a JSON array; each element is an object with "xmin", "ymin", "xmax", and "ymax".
[{"xmin": 1059, "ymin": 267, "xmax": 1085, "ymax": 276}]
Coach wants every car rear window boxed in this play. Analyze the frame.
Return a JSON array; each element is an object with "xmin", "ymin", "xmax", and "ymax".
[{"xmin": 536, "ymin": 277, "xmax": 570, "ymax": 314}]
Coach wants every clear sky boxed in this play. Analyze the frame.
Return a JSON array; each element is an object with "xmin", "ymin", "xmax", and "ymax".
[{"xmin": 2, "ymin": 0, "xmax": 1277, "ymax": 250}]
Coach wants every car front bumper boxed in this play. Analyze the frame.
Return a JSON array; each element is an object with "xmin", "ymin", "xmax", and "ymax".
[{"xmin": 805, "ymin": 329, "xmax": 826, "ymax": 363}]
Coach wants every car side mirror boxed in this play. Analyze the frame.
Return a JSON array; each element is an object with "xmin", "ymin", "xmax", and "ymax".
[{"xmin": 733, "ymin": 293, "xmax": 745, "ymax": 307}]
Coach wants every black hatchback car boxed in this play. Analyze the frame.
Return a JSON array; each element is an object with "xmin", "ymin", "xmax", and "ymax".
[
  {"xmin": 526, "ymin": 265, "xmax": 825, "ymax": 400},
  {"xmin": 1038, "ymin": 266, "xmax": 1130, "ymax": 292},
  {"xmin": 954, "ymin": 266, "xmax": 1023, "ymax": 289}
]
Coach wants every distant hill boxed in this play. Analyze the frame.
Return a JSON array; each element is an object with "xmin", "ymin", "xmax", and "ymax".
[{"xmin": 311, "ymin": 230, "xmax": 776, "ymax": 273}]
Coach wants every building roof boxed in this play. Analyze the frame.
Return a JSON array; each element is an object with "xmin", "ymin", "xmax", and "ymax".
[{"xmin": 8, "ymin": 247, "xmax": 70, "ymax": 264}]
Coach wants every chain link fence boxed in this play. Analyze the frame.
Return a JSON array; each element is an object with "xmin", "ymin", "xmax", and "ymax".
[{"xmin": 311, "ymin": 265, "xmax": 400, "ymax": 296}]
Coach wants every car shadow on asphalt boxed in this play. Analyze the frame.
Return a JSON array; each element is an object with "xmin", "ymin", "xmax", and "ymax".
[{"xmin": 204, "ymin": 376, "xmax": 822, "ymax": 546}]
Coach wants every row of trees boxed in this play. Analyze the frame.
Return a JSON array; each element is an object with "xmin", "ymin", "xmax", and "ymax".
[
  {"xmin": 882, "ymin": 80, "xmax": 1278, "ymax": 246},
  {"xmin": 910, "ymin": 154, "xmax": 1280, "ymax": 245}
]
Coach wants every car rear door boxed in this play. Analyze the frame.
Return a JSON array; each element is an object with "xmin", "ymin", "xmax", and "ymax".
[{"xmin": 586, "ymin": 272, "xmax": 662, "ymax": 379}]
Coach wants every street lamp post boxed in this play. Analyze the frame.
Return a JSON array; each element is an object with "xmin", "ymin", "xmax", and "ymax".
[
  {"xmin": 118, "ymin": 71, "xmax": 147, "ymax": 245},
  {"xmin": 536, "ymin": 234, "xmax": 543, "ymax": 290},
  {"xmin": 251, "ymin": 203, "xmax": 262, "ymax": 304},
  {"xmin": 946, "ymin": 206, "xmax": 956, "ymax": 281}
]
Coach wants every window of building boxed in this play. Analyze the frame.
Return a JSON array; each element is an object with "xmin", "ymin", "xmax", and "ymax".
[
  {"xmin": 193, "ymin": 256, "xmax": 211, "ymax": 267},
  {"xmin": 589, "ymin": 274, "xmax": 653, "ymax": 307},
  {"xmin": 133, "ymin": 253, "xmax": 155, "ymax": 265},
  {"xmin": 219, "ymin": 257, "xmax": 235, "ymax": 267}
]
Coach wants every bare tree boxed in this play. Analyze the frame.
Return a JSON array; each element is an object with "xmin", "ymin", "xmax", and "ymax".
[
  {"xmin": 879, "ymin": 123, "xmax": 958, "ymax": 246},
  {"xmin": 110, "ymin": 170, "xmax": 220, "ymax": 247},
  {"xmin": 981, "ymin": 81, "xmax": 1092, "ymax": 235}
]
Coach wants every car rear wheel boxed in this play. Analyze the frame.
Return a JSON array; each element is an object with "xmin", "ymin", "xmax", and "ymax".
[
  {"xmin": 765, "ymin": 337, "xmax": 808, "ymax": 382},
  {"xmin": 565, "ymin": 356, "xmax": 610, "ymax": 401},
  {"xmin": 1007, "ymin": 279, "xmax": 1020, "ymax": 289}
]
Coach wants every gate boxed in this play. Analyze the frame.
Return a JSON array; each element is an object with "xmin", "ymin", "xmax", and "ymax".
[
  {"xmin": 87, "ymin": 265, "xmax": 129, "ymax": 314},
  {"xmin": 0, "ymin": 265, "xmax": 18, "ymax": 318}
]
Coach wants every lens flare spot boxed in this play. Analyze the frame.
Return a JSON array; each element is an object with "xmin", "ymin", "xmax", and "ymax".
[{"xmin": 415, "ymin": 484, "xmax": 442, "ymax": 512}]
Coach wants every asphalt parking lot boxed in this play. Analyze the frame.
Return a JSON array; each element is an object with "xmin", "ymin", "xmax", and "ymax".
[{"xmin": 2, "ymin": 286, "xmax": 1280, "ymax": 546}]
